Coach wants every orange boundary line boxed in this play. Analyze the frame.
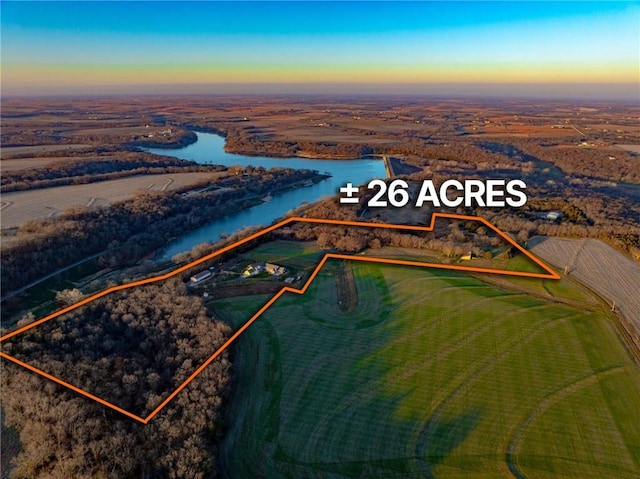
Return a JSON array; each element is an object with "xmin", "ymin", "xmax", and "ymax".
[{"xmin": 0, "ymin": 214, "xmax": 559, "ymax": 423}]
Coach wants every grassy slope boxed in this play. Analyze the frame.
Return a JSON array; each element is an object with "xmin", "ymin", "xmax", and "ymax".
[
  {"xmin": 239, "ymin": 240, "xmax": 325, "ymax": 274},
  {"xmin": 214, "ymin": 260, "xmax": 640, "ymax": 479}
]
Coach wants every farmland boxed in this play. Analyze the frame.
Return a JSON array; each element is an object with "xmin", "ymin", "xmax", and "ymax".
[
  {"xmin": 530, "ymin": 237, "xmax": 640, "ymax": 345},
  {"xmin": 1, "ymin": 172, "xmax": 224, "ymax": 228},
  {"xmin": 0, "ymin": 144, "xmax": 91, "ymax": 159},
  {"xmin": 1, "ymin": 157, "xmax": 80, "ymax": 172},
  {"xmin": 0, "ymin": 94, "xmax": 638, "ymax": 479},
  {"xmin": 214, "ymin": 260, "xmax": 640, "ymax": 479}
]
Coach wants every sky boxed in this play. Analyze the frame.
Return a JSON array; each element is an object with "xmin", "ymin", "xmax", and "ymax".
[{"xmin": 1, "ymin": 1, "xmax": 639, "ymax": 99}]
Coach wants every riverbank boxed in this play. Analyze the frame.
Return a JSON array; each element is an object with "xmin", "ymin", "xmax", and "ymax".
[
  {"xmin": 128, "ymin": 128, "xmax": 197, "ymax": 149},
  {"xmin": 170, "ymin": 127, "xmax": 379, "ymax": 161},
  {"xmin": 1, "ymin": 167, "xmax": 326, "ymax": 322},
  {"xmin": 221, "ymin": 147, "xmax": 370, "ymax": 161},
  {"xmin": 143, "ymin": 132, "xmax": 386, "ymax": 258}
]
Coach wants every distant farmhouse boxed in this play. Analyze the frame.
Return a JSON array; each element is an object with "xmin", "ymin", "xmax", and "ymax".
[
  {"xmin": 243, "ymin": 262, "xmax": 287, "ymax": 277},
  {"xmin": 531, "ymin": 211, "xmax": 564, "ymax": 222},
  {"xmin": 460, "ymin": 252, "xmax": 475, "ymax": 261},
  {"xmin": 543, "ymin": 211, "xmax": 564, "ymax": 222}
]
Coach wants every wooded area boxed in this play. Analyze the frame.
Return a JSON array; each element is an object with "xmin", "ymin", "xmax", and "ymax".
[
  {"xmin": 275, "ymin": 191, "xmax": 639, "ymax": 258},
  {"xmin": 2, "ymin": 281, "xmax": 231, "ymax": 478}
]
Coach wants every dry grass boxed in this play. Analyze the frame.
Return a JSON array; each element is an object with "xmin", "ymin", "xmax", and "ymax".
[
  {"xmin": 1, "ymin": 172, "xmax": 219, "ymax": 228},
  {"xmin": 1, "ymin": 158, "xmax": 63, "ymax": 171},
  {"xmin": 0, "ymin": 154, "xmax": 131, "ymax": 172},
  {"xmin": 470, "ymin": 125, "xmax": 585, "ymax": 138},
  {"xmin": 65, "ymin": 126, "xmax": 157, "ymax": 137},
  {"xmin": 616, "ymin": 144, "xmax": 640, "ymax": 154},
  {"xmin": 529, "ymin": 236, "xmax": 640, "ymax": 338},
  {"xmin": 1, "ymin": 144, "xmax": 90, "ymax": 159}
]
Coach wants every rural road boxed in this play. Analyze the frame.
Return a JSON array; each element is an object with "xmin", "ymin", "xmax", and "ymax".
[{"xmin": 0, "ymin": 252, "xmax": 102, "ymax": 302}]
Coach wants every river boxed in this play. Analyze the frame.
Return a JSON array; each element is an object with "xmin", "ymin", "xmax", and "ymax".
[{"xmin": 144, "ymin": 132, "xmax": 386, "ymax": 258}]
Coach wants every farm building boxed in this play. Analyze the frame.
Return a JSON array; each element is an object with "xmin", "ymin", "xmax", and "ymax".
[
  {"xmin": 190, "ymin": 270, "xmax": 212, "ymax": 283},
  {"xmin": 265, "ymin": 263, "xmax": 287, "ymax": 276},
  {"xmin": 243, "ymin": 262, "xmax": 287, "ymax": 277},
  {"xmin": 544, "ymin": 211, "xmax": 564, "ymax": 221}
]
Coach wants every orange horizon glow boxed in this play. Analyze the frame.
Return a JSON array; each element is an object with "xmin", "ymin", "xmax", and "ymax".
[{"xmin": 3, "ymin": 62, "xmax": 638, "ymax": 88}]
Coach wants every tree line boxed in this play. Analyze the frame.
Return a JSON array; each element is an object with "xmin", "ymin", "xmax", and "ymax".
[
  {"xmin": 273, "ymin": 184, "xmax": 639, "ymax": 259},
  {"xmin": 1, "ymin": 152, "xmax": 223, "ymax": 192}
]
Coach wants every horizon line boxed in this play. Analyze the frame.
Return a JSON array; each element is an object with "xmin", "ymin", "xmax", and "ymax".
[{"xmin": 2, "ymin": 82, "xmax": 638, "ymax": 102}]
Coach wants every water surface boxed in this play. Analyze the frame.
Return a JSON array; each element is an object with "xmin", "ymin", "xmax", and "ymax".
[{"xmin": 145, "ymin": 133, "xmax": 385, "ymax": 258}]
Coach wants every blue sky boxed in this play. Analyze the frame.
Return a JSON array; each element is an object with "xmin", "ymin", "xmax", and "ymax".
[{"xmin": 2, "ymin": 1, "xmax": 638, "ymax": 98}]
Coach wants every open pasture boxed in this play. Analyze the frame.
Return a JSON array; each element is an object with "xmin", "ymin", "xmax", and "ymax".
[{"xmin": 215, "ymin": 260, "xmax": 640, "ymax": 478}]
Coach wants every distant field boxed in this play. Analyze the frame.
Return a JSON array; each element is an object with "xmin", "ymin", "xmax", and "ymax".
[
  {"xmin": 64, "ymin": 126, "xmax": 157, "ymax": 137},
  {"xmin": 1, "ymin": 157, "xmax": 66, "ymax": 171},
  {"xmin": 468, "ymin": 123, "xmax": 583, "ymax": 138},
  {"xmin": 0, "ymin": 144, "xmax": 90, "ymax": 159},
  {"xmin": 215, "ymin": 260, "xmax": 640, "ymax": 478},
  {"xmin": 0, "ymin": 154, "xmax": 121, "ymax": 172},
  {"xmin": 616, "ymin": 144, "xmax": 640, "ymax": 154},
  {"xmin": 0, "ymin": 172, "xmax": 218, "ymax": 228},
  {"xmin": 530, "ymin": 236, "xmax": 640, "ymax": 339}
]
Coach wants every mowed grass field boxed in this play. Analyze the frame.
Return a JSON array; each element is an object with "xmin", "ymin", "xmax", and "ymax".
[
  {"xmin": 239, "ymin": 240, "xmax": 325, "ymax": 274},
  {"xmin": 213, "ymin": 260, "xmax": 640, "ymax": 479}
]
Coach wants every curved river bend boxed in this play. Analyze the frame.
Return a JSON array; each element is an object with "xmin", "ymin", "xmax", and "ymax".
[{"xmin": 145, "ymin": 133, "xmax": 386, "ymax": 258}]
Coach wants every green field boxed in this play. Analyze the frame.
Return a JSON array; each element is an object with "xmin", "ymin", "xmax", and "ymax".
[
  {"xmin": 239, "ymin": 240, "xmax": 325, "ymax": 274},
  {"xmin": 213, "ymin": 259, "xmax": 640, "ymax": 478},
  {"xmin": 503, "ymin": 255, "xmax": 595, "ymax": 303}
]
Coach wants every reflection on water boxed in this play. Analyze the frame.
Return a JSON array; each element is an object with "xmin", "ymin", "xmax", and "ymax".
[{"xmin": 144, "ymin": 132, "xmax": 386, "ymax": 258}]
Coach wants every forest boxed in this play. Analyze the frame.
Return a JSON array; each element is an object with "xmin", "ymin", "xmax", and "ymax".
[{"xmin": 2, "ymin": 281, "xmax": 231, "ymax": 478}]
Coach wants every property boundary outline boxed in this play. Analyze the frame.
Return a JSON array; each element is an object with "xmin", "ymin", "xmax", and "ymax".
[{"xmin": 0, "ymin": 213, "xmax": 560, "ymax": 423}]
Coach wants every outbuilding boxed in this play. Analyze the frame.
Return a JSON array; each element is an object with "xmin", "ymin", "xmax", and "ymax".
[{"xmin": 190, "ymin": 270, "xmax": 212, "ymax": 283}]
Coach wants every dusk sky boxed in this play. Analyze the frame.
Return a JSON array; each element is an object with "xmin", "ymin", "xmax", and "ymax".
[{"xmin": 2, "ymin": 1, "xmax": 639, "ymax": 99}]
